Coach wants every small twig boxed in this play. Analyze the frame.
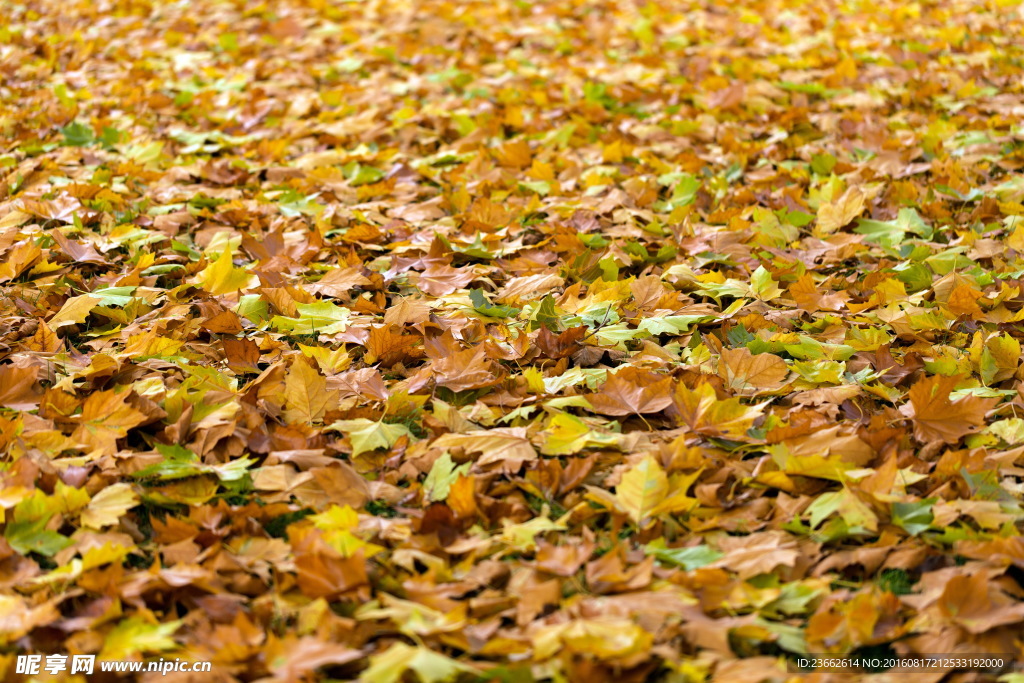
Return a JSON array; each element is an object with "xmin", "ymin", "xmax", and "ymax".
[{"xmin": 578, "ymin": 305, "xmax": 614, "ymax": 343}]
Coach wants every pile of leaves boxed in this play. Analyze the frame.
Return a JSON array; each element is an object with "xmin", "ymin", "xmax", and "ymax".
[{"xmin": 3, "ymin": 0, "xmax": 1024, "ymax": 680}]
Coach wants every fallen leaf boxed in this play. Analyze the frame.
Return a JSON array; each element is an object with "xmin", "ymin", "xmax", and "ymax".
[
  {"xmin": 329, "ymin": 418, "xmax": 413, "ymax": 458},
  {"xmin": 432, "ymin": 427, "xmax": 536, "ymax": 466},
  {"xmin": 417, "ymin": 264, "xmax": 475, "ymax": 296},
  {"xmin": 718, "ymin": 346, "xmax": 789, "ymax": 395},
  {"xmin": 194, "ymin": 249, "xmax": 256, "ymax": 295},
  {"xmin": 431, "ymin": 345, "xmax": 503, "ymax": 392},
  {"xmin": 0, "ymin": 364, "xmax": 40, "ymax": 409},
  {"xmin": 905, "ymin": 374, "xmax": 995, "ymax": 443},
  {"xmin": 584, "ymin": 367, "xmax": 674, "ymax": 416},
  {"xmin": 81, "ymin": 483, "xmax": 139, "ymax": 529},
  {"xmin": 614, "ymin": 455, "xmax": 668, "ymax": 526},
  {"xmin": 284, "ymin": 358, "xmax": 335, "ymax": 424},
  {"xmin": 48, "ymin": 295, "xmax": 100, "ymax": 329},
  {"xmin": 816, "ymin": 187, "xmax": 866, "ymax": 235},
  {"xmin": 671, "ymin": 380, "xmax": 765, "ymax": 440}
]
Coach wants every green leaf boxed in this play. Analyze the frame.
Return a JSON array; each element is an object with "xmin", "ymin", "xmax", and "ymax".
[
  {"xmin": 90, "ymin": 285, "xmax": 137, "ymax": 307},
  {"xmin": 767, "ymin": 582, "xmax": 825, "ymax": 617},
  {"xmin": 665, "ymin": 173, "xmax": 701, "ymax": 207},
  {"xmin": 61, "ymin": 121, "xmax": 95, "ymax": 147},
  {"xmin": 855, "ymin": 208, "xmax": 933, "ymax": 249},
  {"xmin": 694, "ymin": 277, "xmax": 750, "ymax": 300},
  {"xmin": 777, "ymin": 80, "xmax": 834, "ymax": 95},
  {"xmin": 5, "ymin": 519, "xmax": 72, "ymax": 557},
  {"xmin": 132, "ymin": 444, "xmax": 206, "ymax": 480},
  {"xmin": 925, "ymin": 247, "xmax": 971, "ymax": 275},
  {"xmin": 749, "ymin": 265, "xmax": 784, "ymax": 301},
  {"xmin": 344, "ymin": 162, "xmax": 385, "ymax": 186},
  {"xmin": 469, "ymin": 288, "xmax": 520, "ymax": 318},
  {"xmin": 804, "ymin": 487, "xmax": 877, "ymax": 531},
  {"xmin": 636, "ymin": 315, "xmax": 714, "ymax": 336},
  {"xmin": 519, "ymin": 180, "xmax": 550, "ymax": 195},
  {"xmin": 531, "ymin": 295, "xmax": 561, "ymax": 331},
  {"xmin": 444, "ymin": 232, "xmax": 498, "ymax": 259},
  {"xmin": 751, "ymin": 206, "xmax": 798, "ymax": 247},
  {"xmin": 98, "ymin": 126, "xmax": 125, "ymax": 150},
  {"xmin": 810, "ymin": 153, "xmax": 836, "ymax": 175},
  {"xmin": 271, "ymin": 301, "xmax": 352, "ymax": 336},
  {"xmin": 236, "ymin": 294, "xmax": 271, "ymax": 325},
  {"xmin": 892, "ymin": 498, "xmax": 936, "ymax": 536},
  {"xmin": 783, "ymin": 335, "xmax": 855, "ymax": 361},
  {"xmin": 780, "ymin": 208, "xmax": 815, "ymax": 227},
  {"xmin": 892, "ymin": 261, "xmax": 933, "ymax": 291},
  {"xmin": 132, "ymin": 444, "xmax": 254, "ymax": 482},
  {"xmin": 422, "ymin": 452, "xmax": 471, "ymax": 502},
  {"xmin": 644, "ymin": 539, "xmax": 723, "ymax": 570},
  {"xmin": 854, "ymin": 218, "xmax": 905, "ymax": 248},
  {"xmin": 329, "ymin": 419, "xmax": 413, "ymax": 458},
  {"xmin": 218, "ymin": 32, "xmax": 238, "ymax": 52}
]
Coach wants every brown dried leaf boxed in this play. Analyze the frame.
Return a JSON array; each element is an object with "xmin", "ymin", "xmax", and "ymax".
[{"xmin": 585, "ymin": 367, "xmax": 673, "ymax": 416}]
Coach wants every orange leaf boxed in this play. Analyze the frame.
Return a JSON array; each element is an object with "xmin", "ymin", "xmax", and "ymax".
[
  {"xmin": 416, "ymin": 264, "xmax": 475, "ymax": 296},
  {"xmin": 447, "ymin": 474, "xmax": 478, "ymax": 519},
  {"xmin": 431, "ymin": 346, "xmax": 504, "ymax": 392},
  {"xmin": 946, "ymin": 283, "xmax": 983, "ymax": 317},
  {"xmin": 223, "ymin": 338, "xmax": 261, "ymax": 374},
  {"xmin": 717, "ymin": 347, "xmax": 789, "ymax": 396},
  {"xmin": 70, "ymin": 390, "xmax": 148, "ymax": 455},
  {"xmin": 906, "ymin": 375, "xmax": 995, "ymax": 444},
  {"xmin": 0, "ymin": 364, "xmax": 41, "ymax": 409},
  {"xmin": 535, "ymin": 326, "xmax": 587, "ymax": 360},
  {"xmin": 584, "ymin": 367, "xmax": 673, "ymax": 416},
  {"xmin": 292, "ymin": 530, "xmax": 369, "ymax": 600},
  {"xmin": 363, "ymin": 324, "xmax": 422, "ymax": 367},
  {"xmin": 815, "ymin": 187, "xmax": 865, "ymax": 234},
  {"xmin": 671, "ymin": 380, "xmax": 765, "ymax": 440}
]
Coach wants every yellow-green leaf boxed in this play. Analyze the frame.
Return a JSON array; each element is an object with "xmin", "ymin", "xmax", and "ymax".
[
  {"xmin": 99, "ymin": 616, "xmax": 181, "ymax": 659},
  {"xmin": 329, "ymin": 418, "xmax": 413, "ymax": 458},
  {"xmin": 615, "ymin": 455, "xmax": 668, "ymax": 526},
  {"xmin": 361, "ymin": 642, "xmax": 478, "ymax": 683}
]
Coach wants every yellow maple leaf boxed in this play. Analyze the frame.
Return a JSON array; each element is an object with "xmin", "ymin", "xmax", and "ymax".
[
  {"xmin": 49, "ymin": 295, "xmax": 100, "ymax": 329},
  {"xmin": 81, "ymin": 483, "xmax": 138, "ymax": 529},
  {"xmin": 194, "ymin": 249, "xmax": 255, "ymax": 295},
  {"xmin": 614, "ymin": 455, "xmax": 668, "ymax": 526},
  {"xmin": 815, "ymin": 187, "xmax": 865, "ymax": 235}
]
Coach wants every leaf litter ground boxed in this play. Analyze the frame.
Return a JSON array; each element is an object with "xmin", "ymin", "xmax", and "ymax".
[{"xmin": 2, "ymin": 0, "xmax": 1024, "ymax": 681}]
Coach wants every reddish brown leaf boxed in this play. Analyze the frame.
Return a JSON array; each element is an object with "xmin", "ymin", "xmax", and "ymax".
[
  {"xmin": 535, "ymin": 325, "xmax": 587, "ymax": 360},
  {"xmin": 224, "ymin": 338, "xmax": 261, "ymax": 374}
]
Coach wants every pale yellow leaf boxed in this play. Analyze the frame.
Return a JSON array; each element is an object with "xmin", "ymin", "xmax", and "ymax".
[
  {"xmin": 815, "ymin": 187, "xmax": 865, "ymax": 235},
  {"xmin": 49, "ymin": 295, "xmax": 100, "ymax": 329},
  {"xmin": 81, "ymin": 483, "xmax": 138, "ymax": 529}
]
